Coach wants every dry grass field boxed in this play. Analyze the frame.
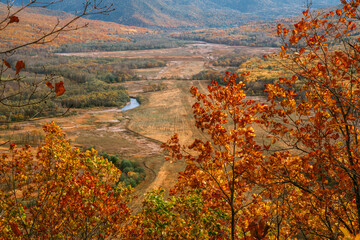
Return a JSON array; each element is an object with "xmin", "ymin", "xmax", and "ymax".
[{"xmin": 57, "ymin": 42, "xmax": 278, "ymax": 80}]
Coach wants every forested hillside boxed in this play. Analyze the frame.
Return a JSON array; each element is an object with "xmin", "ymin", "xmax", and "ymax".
[
  {"xmin": 7, "ymin": 0, "xmax": 340, "ymax": 28},
  {"xmin": 170, "ymin": 3, "xmax": 356, "ymax": 47}
]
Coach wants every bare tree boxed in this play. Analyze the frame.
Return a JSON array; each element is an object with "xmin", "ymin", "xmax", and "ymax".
[{"xmin": 0, "ymin": 0, "xmax": 114, "ymax": 122}]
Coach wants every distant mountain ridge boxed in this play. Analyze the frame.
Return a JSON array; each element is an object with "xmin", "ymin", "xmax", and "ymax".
[{"xmin": 5, "ymin": 0, "xmax": 341, "ymax": 28}]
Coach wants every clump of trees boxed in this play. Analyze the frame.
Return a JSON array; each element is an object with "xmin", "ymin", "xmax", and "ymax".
[
  {"xmin": 191, "ymin": 69, "xmax": 226, "ymax": 82},
  {"xmin": 213, "ymin": 55, "xmax": 248, "ymax": 67},
  {"xmin": 98, "ymin": 152, "xmax": 146, "ymax": 187},
  {"xmin": 171, "ymin": 29, "xmax": 280, "ymax": 48},
  {"xmin": 23, "ymin": 56, "xmax": 166, "ymax": 83},
  {"xmin": 142, "ymin": 82, "xmax": 168, "ymax": 92},
  {"xmin": 0, "ymin": 55, "xmax": 169, "ymax": 114},
  {"xmin": 59, "ymin": 88, "xmax": 129, "ymax": 108},
  {"xmin": 54, "ymin": 35, "xmax": 192, "ymax": 53},
  {"xmin": 0, "ymin": 82, "xmax": 130, "ymax": 121},
  {"xmin": 117, "ymin": 159, "xmax": 146, "ymax": 187}
]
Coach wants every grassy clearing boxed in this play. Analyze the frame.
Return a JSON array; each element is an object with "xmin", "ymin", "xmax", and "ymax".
[{"xmin": 127, "ymin": 80, "xmax": 201, "ymax": 144}]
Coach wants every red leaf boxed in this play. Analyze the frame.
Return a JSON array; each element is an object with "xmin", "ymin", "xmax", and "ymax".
[
  {"xmin": 9, "ymin": 16, "xmax": 19, "ymax": 24},
  {"xmin": 10, "ymin": 143, "xmax": 16, "ymax": 150},
  {"xmin": 46, "ymin": 81, "xmax": 54, "ymax": 89},
  {"xmin": 3, "ymin": 59, "xmax": 11, "ymax": 68},
  {"xmin": 10, "ymin": 222, "xmax": 22, "ymax": 236},
  {"xmin": 15, "ymin": 60, "xmax": 25, "ymax": 74},
  {"xmin": 55, "ymin": 81, "xmax": 65, "ymax": 96}
]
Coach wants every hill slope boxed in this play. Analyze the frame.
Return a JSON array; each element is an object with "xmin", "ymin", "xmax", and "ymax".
[
  {"xmin": 209, "ymin": 0, "xmax": 339, "ymax": 12},
  {"xmin": 9, "ymin": 0, "xmax": 340, "ymax": 29},
  {"xmin": 170, "ymin": 3, "xmax": 350, "ymax": 48},
  {"xmin": 0, "ymin": 3, "xmax": 152, "ymax": 50}
]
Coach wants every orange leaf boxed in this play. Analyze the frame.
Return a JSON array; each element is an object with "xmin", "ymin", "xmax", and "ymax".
[
  {"xmin": 55, "ymin": 81, "xmax": 65, "ymax": 96},
  {"xmin": 15, "ymin": 60, "xmax": 25, "ymax": 74},
  {"xmin": 3, "ymin": 59, "xmax": 11, "ymax": 68},
  {"xmin": 9, "ymin": 16, "xmax": 19, "ymax": 24},
  {"xmin": 299, "ymin": 48, "xmax": 306, "ymax": 55},
  {"xmin": 46, "ymin": 81, "xmax": 54, "ymax": 89},
  {"xmin": 336, "ymin": 9, "xmax": 342, "ymax": 16}
]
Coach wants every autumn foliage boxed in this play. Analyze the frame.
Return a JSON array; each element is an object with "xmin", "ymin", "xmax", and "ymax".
[
  {"xmin": 262, "ymin": 0, "xmax": 360, "ymax": 238},
  {"xmin": 5, "ymin": 0, "xmax": 360, "ymax": 239},
  {"xmin": 162, "ymin": 0, "xmax": 360, "ymax": 239},
  {"xmin": 162, "ymin": 72, "xmax": 269, "ymax": 239},
  {"xmin": 0, "ymin": 122, "xmax": 131, "ymax": 239}
]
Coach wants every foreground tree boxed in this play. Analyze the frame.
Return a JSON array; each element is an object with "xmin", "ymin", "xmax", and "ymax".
[
  {"xmin": 260, "ymin": 0, "xmax": 360, "ymax": 238},
  {"xmin": 163, "ymin": 0, "xmax": 360, "ymax": 239},
  {"xmin": 0, "ymin": 122, "xmax": 131, "ymax": 239},
  {"xmin": 163, "ymin": 73, "xmax": 269, "ymax": 239}
]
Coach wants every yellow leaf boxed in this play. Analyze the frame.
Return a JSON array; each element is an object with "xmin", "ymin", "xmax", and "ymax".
[{"xmin": 355, "ymin": 234, "xmax": 360, "ymax": 240}]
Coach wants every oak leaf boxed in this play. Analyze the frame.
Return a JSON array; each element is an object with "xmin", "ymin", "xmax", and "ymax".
[
  {"xmin": 9, "ymin": 16, "xmax": 19, "ymax": 24},
  {"xmin": 55, "ymin": 81, "xmax": 65, "ymax": 96},
  {"xmin": 46, "ymin": 81, "xmax": 54, "ymax": 89},
  {"xmin": 15, "ymin": 60, "xmax": 25, "ymax": 74}
]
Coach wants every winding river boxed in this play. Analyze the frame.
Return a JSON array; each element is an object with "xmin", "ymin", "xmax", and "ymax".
[
  {"xmin": 88, "ymin": 98, "xmax": 139, "ymax": 114},
  {"xmin": 121, "ymin": 98, "xmax": 140, "ymax": 111}
]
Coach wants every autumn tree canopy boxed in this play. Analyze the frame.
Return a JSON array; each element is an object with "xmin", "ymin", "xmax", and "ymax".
[
  {"xmin": 162, "ymin": 0, "xmax": 360, "ymax": 239},
  {"xmin": 0, "ymin": 122, "xmax": 131, "ymax": 239}
]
